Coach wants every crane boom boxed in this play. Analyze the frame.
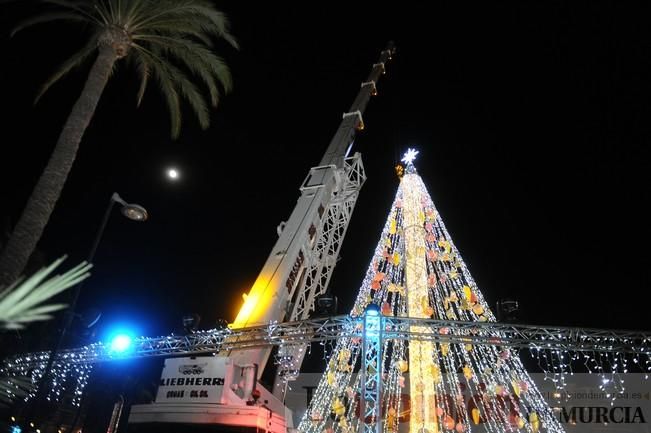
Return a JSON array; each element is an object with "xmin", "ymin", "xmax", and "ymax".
[
  {"xmin": 227, "ymin": 43, "xmax": 396, "ymax": 384},
  {"xmin": 319, "ymin": 42, "xmax": 395, "ymax": 167}
]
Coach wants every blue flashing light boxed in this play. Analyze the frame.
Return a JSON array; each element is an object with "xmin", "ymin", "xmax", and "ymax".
[
  {"xmin": 10, "ymin": 425, "xmax": 22, "ymax": 433},
  {"xmin": 110, "ymin": 334, "xmax": 133, "ymax": 353},
  {"xmin": 105, "ymin": 324, "xmax": 138, "ymax": 355}
]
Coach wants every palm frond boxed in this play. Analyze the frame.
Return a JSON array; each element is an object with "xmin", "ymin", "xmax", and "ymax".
[
  {"xmin": 156, "ymin": 70, "xmax": 183, "ymax": 139},
  {"xmin": 134, "ymin": 34, "xmax": 232, "ymax": 105},
  {"xmin": 42, "ymin": 0, "xmax": 104, "ymax": 25},
  {"xmin": 0, "ymin": 257, "xmax": 92, "ymax": 330},
  {"xmin": 128, "ymin": 52, "xmax": 151, "ymax": 107},
  {"xmin": 132, "ymin": 44, "xmax": 182, "ymax": 138},
  {"xmin": 166, "ymin": 63, "xmax": 210, "ymax": 129},
  {"xmin": 11, "ymin": 11, "xmax": 86, "ymax": 37},
  {"xmin": 122, "ymin": 0, "xmax": 149, "ymax": 27},
  {"xmin": 127, "ymin": 1, "xmax": 208, "ymax": 32},
  {"xmin": 34, "ymin": 36, "xmax": 99, "ymax": 103},
  {"xmin": 16, "ymin": 0, "xmax": 236, "ymax": 138},
  {"xmin": 92, "ymin": 0, "xmax": 112, "ymax": 26},
  {"xmin": 183, "ymin": 4, "xmax": 238, "ymax": 49},
  {"xmin": 105, "ymin": 0, "xmax": 118, "ymax": 24},
  {"xmin": 143, "ymin": 45, "xmax": 210, "ymax": 129},
  {"xmin": 133, "ymin": 19, "xmax": 214, "ymax": 46},
  {"xmin": 132, "ymin": 2, "xmax": 237, "ymax": 47}
]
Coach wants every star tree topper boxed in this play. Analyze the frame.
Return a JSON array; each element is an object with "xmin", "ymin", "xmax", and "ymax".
[{"xmin": 401, "ymin": 148, "xmax": 419, "ymax": 165}]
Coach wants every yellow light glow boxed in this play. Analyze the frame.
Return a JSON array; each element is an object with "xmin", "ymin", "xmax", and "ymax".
[
  {"xmin": 233, "ymin": 293, "xmax": 259, "ymax": 326},
  {"xmin": 403, "ymin": 173, "xmax": 439, "ymax": 433},
  {"xmin": 230, "ymin": 274, "xmax": 276, "ymax": 329}
]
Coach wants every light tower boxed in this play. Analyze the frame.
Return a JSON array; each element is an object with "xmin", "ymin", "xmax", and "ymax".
[{"xmin": 400, "ymin": 149, "xmax": 439, "ymax": 433}]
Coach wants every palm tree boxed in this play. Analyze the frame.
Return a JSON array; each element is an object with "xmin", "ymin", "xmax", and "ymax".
[
  {"xmin": 0, "ymin": 0, "xmax": 237, "ymax": 287},
  {"xmin": 0, "ymin": 256, "xmax": 91, "ymax": 330},
  {"xmin": 0, "ymin": 256, "xmax": 92, "ymax": 406}
]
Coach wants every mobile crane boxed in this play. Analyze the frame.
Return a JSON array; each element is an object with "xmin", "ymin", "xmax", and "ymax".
[{"xmin": 127, "ymin": 42, "xmax": 396, "ymax": 433}]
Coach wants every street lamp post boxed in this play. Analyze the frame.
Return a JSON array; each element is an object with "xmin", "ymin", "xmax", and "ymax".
[
  {"xmin": 67, "ymin": 193, "xmax": 147, "ymax": 338},
  {"xmin": 28, "ymin": 192, "xmax": 148, "ymax": 432}
]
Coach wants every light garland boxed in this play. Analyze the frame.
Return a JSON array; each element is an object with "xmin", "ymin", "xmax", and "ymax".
[
  {"xmin": 402, "ymin": 167, "xmax": 439, "ymax": 433},
  {"xmin": 2, "ymin": 154, "xmax": 650, "ymax": 422},
  {"xmin": 0, "ymin": 351, "xmax": 95, "ymax": 407},
  {"xmin": 298, "ymin": 157, "xmax": 572, "ymax": 433}
]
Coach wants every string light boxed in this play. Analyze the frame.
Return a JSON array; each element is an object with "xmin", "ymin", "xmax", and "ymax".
[
  {"xmin": 1, "ymin": 150, "xmax": 649, "ymax": 423},
  {"xmin": 296, "ymin": 154, "xmax": 650, "ymax": 433}
]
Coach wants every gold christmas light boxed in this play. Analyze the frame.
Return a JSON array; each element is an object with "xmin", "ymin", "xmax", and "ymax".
[{"xmin": 402, "ymin": 171, "xmax": 439, "ymax": 433}]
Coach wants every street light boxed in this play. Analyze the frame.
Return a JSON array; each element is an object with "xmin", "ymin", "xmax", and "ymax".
[
  {"xmin": 112, "ymin": 193, "xmax": 148, "ymax": 223},
  {"xmin": 75, "ymin": 192, "xmax": 148, "ymax": 319},
  {"xmin": 29, "ymin": 192, "xmax": 148, "ymax": 431}
]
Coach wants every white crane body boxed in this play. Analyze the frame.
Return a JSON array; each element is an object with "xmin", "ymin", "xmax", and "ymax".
[{"xmin": 128, "ymin": 42, "xmax": 396, "ymax": 433}]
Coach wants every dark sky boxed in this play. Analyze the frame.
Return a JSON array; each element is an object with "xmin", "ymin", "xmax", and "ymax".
[{"xmin": 1, "ymin": 0, "xmax": 650, "ymax": 354}]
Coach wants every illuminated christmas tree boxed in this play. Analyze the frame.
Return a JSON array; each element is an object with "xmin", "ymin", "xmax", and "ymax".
[{"xmin": 298, "ymin": 149, "xmax": 564, "ymax": 433}]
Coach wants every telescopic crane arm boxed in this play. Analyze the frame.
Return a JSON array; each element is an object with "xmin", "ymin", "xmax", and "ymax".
[
  {"xmin": 226, "ymin": 43, "xmax": 396, "ymax": 387},
  {"xmin": 319, "ymin": 42, "xmax": 396, "ymax": 167}
]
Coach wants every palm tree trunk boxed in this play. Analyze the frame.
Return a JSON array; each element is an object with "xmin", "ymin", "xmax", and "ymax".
[{"xmin": 0, "ymin": 44, "xmax": 117, "ymax": 287}]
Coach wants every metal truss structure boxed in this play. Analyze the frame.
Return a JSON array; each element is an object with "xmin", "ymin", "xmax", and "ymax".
[
  {"xmin": 289, "ymin": 155, "xmax": 366, "ymax": 323},
  {"xmin": 360, "ymin": 311, "xmax": 383, "ymax": 433},
  {"xmin": 4, "ymin": 315, "xmax": 649, "ymax": 373},
  {"xmin": 383, "ymin": 317, "xmax": 651, "ymax": 354},
  {"xmin": 277, "ymin": 154, "xmax": 367, "ymax": 384},
  {"xmin": 273, "ymin": 44, "xmax": 392, "ymax": 391}
]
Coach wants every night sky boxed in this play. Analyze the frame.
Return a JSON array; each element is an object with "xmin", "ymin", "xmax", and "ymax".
[{"xmin": 1, "ymin": 1, "xmax": 650, "ymax": 361}]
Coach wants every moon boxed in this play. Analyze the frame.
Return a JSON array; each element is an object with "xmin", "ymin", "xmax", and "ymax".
[{"xmin": 166, "ymin": 168, "xmax": 179, "ymax": 180}]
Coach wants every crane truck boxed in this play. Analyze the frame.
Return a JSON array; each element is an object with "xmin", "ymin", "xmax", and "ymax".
[{"xmin": 127, "ymin": 41, "xmax": 396, "ymax": 433}]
